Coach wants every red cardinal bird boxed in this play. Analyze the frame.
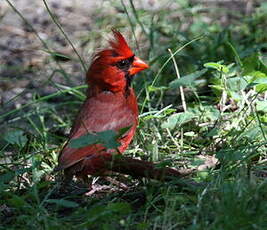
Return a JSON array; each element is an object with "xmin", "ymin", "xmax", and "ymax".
[{"xmin": 56, "ymin": 30, "xmax": 183, "ymax": 181}]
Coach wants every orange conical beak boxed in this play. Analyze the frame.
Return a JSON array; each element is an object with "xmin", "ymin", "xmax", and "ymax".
[{"xmin": 129, "ymin": 56, "xmax": 149, "ymax": 76}]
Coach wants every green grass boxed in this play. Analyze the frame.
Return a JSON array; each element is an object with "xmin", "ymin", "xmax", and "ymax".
[{"xmin": 1, "ymin": 0, "xmax": 267, "ymax": 229}]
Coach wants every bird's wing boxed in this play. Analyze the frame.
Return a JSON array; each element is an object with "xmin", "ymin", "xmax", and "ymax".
[{"xmin": 57, "ymin": 91, "xmax": 137, "ymax": 170}]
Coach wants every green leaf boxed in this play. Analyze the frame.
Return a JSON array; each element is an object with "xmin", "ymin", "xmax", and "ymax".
[
  {"xmin": 4, "ymin": 130, "xmax": 27, "ymax": 146},
  {"xmin": 117, "ymin": 126, "xmax": 132, "ymax": 138},
  {"xmin": 161, "ymin": 111, "xmax": 196, "ymax": 130},
  {"xmin": 256, "ymin": 101, "xmax": 267, "ymax": 112},
  {"xmin": 169, "ymin": 69, "xmax": 207, "ymax": 88},
  {"xmin": 226, "ymin": 77, "xmax": 248, "ymax": 91},
  {"xmin": 216, "ymin": 149, "xmax": 245, "ymax": 162},
  {"xmin": 252, "ymin": 72, "xmax": 267, "ymax": 80},
  {"xmin": 45, "ymin": 199, "xmax": 79, "ymax": 208},
  {"xmin": 98, "ymin": 130, "xmax": 120, "ymax": 149},
  {"xmin": 246, "ymin": 73, "xmax": 267, "ymax": 92},
  {"xmin": 206, "ymin": 128, "xmax": 220, "ymax": 137},
  {"xmin": 0, "ymin": 171, "xmax": 15, "ymax": 183},
  {"xmin": 239, "ymin": 127, "xmax": 262, "ymax": 140},
  {"xmin": 69, "ymin": 133, "xmax": 99, "ymax": 148},
  {"xmin": 147, "ymin": 85, "xmax": 168, "ymax": 92},
  {"xmin": 69, "ymin": 129, "xmax": 121, "ymax": 149},
  {"xmin": 243, "ymin": 53, "xmax": 267, "ymax": 75},
  {"xmin": 204, "ymin": 62, "xmax": 229, "ymax": 73}
]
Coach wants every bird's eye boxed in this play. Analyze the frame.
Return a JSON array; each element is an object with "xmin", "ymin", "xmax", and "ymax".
[{"xmin": 116, "ymin": 59, "xmax": 130, "ymax": 69}]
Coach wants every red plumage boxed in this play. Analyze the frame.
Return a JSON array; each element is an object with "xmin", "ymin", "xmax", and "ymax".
[{"xmin": 57, "ymin": 30, "xmax": 182, "ymax": 181}]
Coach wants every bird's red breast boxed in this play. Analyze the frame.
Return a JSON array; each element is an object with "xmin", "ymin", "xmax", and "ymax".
[{"xmin": 57, "ymin": 30, "xmax": 149, "ymax": 176}]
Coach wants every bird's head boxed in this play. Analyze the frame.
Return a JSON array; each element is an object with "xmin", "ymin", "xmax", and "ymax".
[{"xmin": 86, "ymin": 29, "xmax": 149, "ymax": 93}]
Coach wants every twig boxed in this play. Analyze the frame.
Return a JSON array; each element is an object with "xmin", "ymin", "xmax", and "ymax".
[{"xmin": 168, "ymin": 48, "xmax": 187, "ymax": 112}]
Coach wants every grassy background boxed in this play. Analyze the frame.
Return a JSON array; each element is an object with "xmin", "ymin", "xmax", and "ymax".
[{"xmin": 1, "ymin": 0, "xmax": 267, "ymax": 229}]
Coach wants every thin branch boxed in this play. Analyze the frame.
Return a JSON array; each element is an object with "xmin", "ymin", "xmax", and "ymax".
[{"xmin": 168, "ymin": 48, "xmax": 187, "ymax": 112}]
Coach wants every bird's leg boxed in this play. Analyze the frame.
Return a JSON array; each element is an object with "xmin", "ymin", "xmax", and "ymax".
[
  {"xmin": 63, "ymin": 170, "xmax": 73, "ymax": 187},
  {"xmin": 103, "ymin": 175, "xmax": 129, "ymax": 190}
]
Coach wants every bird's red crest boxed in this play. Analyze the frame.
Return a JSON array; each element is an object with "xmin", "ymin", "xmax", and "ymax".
[{"xmin": 109, "ymin": 29, "xmax": 134, "ymax": 58}]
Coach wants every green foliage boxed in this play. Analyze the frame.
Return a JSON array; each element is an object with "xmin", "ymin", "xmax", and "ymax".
[
  {"xmin": 4, "ymin": 129, "xmax": 28, "ymax": 147},
  {"xmin": 69, "ymin": 130, "xmax": 120, "ymax": 149},
  {"xmin": 161, "ymin": 111, "xmax": 197, "ymax": 130},
  {"xmin": 169, "ymin": 69, "xmax": 207, "ymax": 88},
  {"xmin": 69, "ymin": 127, "xmax": 131, "ymax": 149}
]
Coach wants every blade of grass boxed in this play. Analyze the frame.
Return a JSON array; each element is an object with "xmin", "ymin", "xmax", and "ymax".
[
  {"xmin": 128, "ymin": 0, "xmax": 148, "ymax": 37},
  {"xmin": 0, "ymin": 85, "xmax": 87, "ymax": 120},
  {"xmin": 226, "ymin": 41, "xmax": 243, "ymax": 68},
  {"xmin": 5, "ymin": 0, "xmax": 66, "ymax": 73},
  {"xmin": 140, "ymin": 35, "xmax": 205, "ymax": 113},
  {"xmin": 42, "ymin": 0, "xmax": 87, "ymax": 73},
  {"xmin": 168, "ymin": 48, "xmax": 187, "ymax": 112},
  {"xmin": 120, "ymin": 0, "xmax": 139, "ymax": 50}
]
